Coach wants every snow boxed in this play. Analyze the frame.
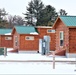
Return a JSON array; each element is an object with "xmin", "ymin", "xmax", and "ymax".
[
  {"xmin": 7, "ymin": 48, "xmax": 13, "ymax": 51},
  {"xmin": 0, "ymin": 52, "xmax": 76, "ymax": 74},
  {"xmin": 0, "ymin": 61, "xmax": 76, "ymax": 74},
  {"xmin": 30, "ymin": 32, "xmax": 39, "ymax": 35},
  {"xmin": 4, "ymin": 33, "xmax": 11, "ymax": 35},
  {"xmin": 0, "ymin": 53, "xmax": 76, "ymax": 62}
]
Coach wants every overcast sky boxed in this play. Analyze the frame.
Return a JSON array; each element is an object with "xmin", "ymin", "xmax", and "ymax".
[{"xmin": 0, "ymin": 0, "xmax": 76, "ymax": 17}]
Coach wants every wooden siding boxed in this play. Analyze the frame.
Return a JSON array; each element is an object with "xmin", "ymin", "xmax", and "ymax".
[
  {"xmin": 19, "ymin": 34, "xmax": 39, "ymax": 51},
  {"xmin": 55, "ymin": 19, "xmax": 69, "ymax": 51},
  {"xmin": 12, "ymin": 27, "xmax": 55, "ymax": 51},
  {"xmin": 69, "ymin": 28, "xmax": 76, "ymax": 53},
  {"xmin": 0, "ymin": 35, "xmax": 13, "ymax": 48},
  {"xmin": 13, "ymin": 28, "xmax": 20, "ymax": 49},
  {"xmin": 37, "ymin": 28, "xmax": 55, "ymax": 51}
]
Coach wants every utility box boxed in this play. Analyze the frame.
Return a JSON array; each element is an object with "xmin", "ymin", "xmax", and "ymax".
[
  {"xmin": 39, "ymin": 39, "xmax": 43, "ymax": 53},
  {"xmin": 0, "ymin": 47, "xmax": 7, "ymax": 56},
  {"xmin": 0, "ymin": 47, "xmax": 4, "ymax": 55},
  {"xmin": 39, "ymin": 39, "xmax": 46, "ymax": 55},
  {"xmin": 42, "ymin": 39, "xmax": 46, "ymax": 55},
  {"xmin": 4, "ymin": 47, "xmax": 7, "ymax": 56},
  {"xmin": 44, "ymin": 36, "xmax": 50, "ymax": 55},
  {"xmin": 39, "ymin": 36, "xmax": 50, "ymax": 55}
]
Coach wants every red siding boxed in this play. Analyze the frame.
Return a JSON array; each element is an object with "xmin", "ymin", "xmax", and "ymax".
[
  {"xmin": 55, "ymin": 19, "xmax": 69, "ymax": 51},
  {"xmin": 69, "ymin": 28, "xmax": 76, "ymax": 53},
  {"xmin": 0, "ymin": 35, "xmax": 13, "ymax": 48},
  {"xmin": 19, "ymin": 34, "xmax": 39, "ymax": 51},
  {"xmin": 37, "ymin": 28, "xmax": 55, "ymax": 51},
  {"xmin": 13, "ymin": 28, "xmax": 20, "ymax": 49},
  {"xmin": 12, "ymin": 27, "xmax": 55, "ymax": 51}
]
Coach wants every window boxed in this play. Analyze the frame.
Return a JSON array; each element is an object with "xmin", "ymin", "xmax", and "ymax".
[
  {"xmin": 5, "ymin": 37, "xmax": 12, "ymax": 40},
  {"xmin": 25, "ymin": 36, "xmax": 34, "ymax": 40},
  {"xmin": 60, "ymin": 31, "xmax": 64, "ymax": 46},
  {"xmin": 47, "ymin": 29, "xmax": 55, "ymax": 33},
  {"xmin": 15, "ymin": 36, "xmax": 18, "ymax": 46}
]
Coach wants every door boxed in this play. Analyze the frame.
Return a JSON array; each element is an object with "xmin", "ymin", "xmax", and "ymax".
[{"xmin": 14, "ymin": 36, "xmax": 18, "ymax": 48}]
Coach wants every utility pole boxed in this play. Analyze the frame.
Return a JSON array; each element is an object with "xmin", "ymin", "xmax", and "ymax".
[{"xmin": 53, "ymin": 52, "xmax": 55, "ymax": 69}]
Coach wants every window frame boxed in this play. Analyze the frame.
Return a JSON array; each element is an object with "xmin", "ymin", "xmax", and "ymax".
[
  {"xmin": 15, "ymin": 36, "xmax": 18, "ymax": 46},
  {"xmin": 47, "ymin": 29, "xmax": 55, "ymax": 33},
  {"xmin": 5, "ymin": 37, "xmax": 12, "ymax": 40},
  {"xmin": 59, "ymin": 31, "xmax": 64, "ymax": 47},
  {"xmin": 25, "ymin": 36, "xmax": 34, "ymax": 40}
]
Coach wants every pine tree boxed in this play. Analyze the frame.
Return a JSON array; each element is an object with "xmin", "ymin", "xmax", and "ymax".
[
  {"xmin": 38, "ymin": 5, "xmax": 58, "ymax": 26},
  {"xmin": 24, "ymin": 0, "xmax": 44, "ymax": 26}
]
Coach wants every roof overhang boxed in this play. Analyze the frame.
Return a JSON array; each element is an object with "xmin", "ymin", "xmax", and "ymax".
[
  {"xmin": 52, "ymin": 16, "xmax": 59, "ymax": 29},
  {"xmin": 67, "ymin": 26, "xmax": 76, "ymax": 28},
  {"xmin": 35, "ymin": 26, "xmax": 52, "ymax": 28},
  {"xmin": 52, "ymin": 16, "xmax": 67, "ymax": 29}
]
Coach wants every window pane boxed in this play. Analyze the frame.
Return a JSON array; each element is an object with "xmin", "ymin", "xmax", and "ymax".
[
  {"xmin": 60, "ymin": 32, "xmax": 64, "ymax": 40},
  {"xmin": 25, "ymin": 36, "xmax": 34, "ymax": 40},
  {"xmin": 15, "ymin": 36, "xmax": 18, "ymax": 46},
  {"xmin": 60, "ymin": 40, "xmax": 63, "ymax": 46},
  {"xmin": 15, "ymin": 42, "xmax": 18, "ymax": 46},
  {"xmin": 60, "ymin": 31, "xmax": 64, "ymax": 46},
  {"xmin": 47, "ymin": 29, "xmax": 55, "ymax": 33},
  {"xmin": 5, "ymin": 37, "xmax": 12, "ymax": 40}
]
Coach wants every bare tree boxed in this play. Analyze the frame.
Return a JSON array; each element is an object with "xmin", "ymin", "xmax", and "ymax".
[
  {"xmin": 0, "ymin": 8, "xmax": 8, "ymax": 28},
  {"xmin": 58, "ymin": 9, "xmax": 67, "ymax": 16},
  {"xmin": 8, "ymin": 15, "xmax": 24, "ymax": 28}
]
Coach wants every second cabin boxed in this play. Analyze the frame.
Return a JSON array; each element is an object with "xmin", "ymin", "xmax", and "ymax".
[{"xmin": 11, "ymin": 26, "xmax": 55, "ymax": 53}]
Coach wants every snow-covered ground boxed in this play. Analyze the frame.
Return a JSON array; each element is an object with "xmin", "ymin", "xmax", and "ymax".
[
  {"xmin": 0, "ymin": 62, "xmax": 76, "ymax": 74},
  {"xmin": 0, "ymin": 48, "xmax": 76, "ymax": 74},
  {"xmin": 0, "ymin": 52, "xmax": 76, "ymax": 62}
]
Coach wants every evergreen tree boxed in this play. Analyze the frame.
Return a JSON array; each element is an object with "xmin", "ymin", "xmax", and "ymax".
[
  {"xmin": 24, "ymin": 0, "xmax": 58, "ymax": 26},
  {"xmin": 24, "ymin": 0, "xmax": 44, "ymax": 26},
  {"xmin": 38, "ymin": 5, "xmax": 58, "ymax": 26}
]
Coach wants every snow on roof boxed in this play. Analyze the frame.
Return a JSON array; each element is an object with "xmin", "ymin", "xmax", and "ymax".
[
  {"xmin": 4, "ymin": 33, "xmax": 11, "ymax": 35},
  {"xmin": 36, "ymin": 26, "xmax": 52, "ymax": 28},
  {"xmin": 30, "ymin": 32, "xmax": 39, "ymax": 35}
]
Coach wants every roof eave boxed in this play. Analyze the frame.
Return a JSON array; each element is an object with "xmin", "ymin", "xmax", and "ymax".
[
  {"xmin": 52, "ymin": 16, "xmax": 60, "ymax": 29},
  {"xmin": 67, "ymin": 26, "xmax": 76, "ymax": 28}
]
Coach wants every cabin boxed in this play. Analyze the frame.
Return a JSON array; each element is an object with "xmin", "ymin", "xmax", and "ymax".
[
  {"xmin": 37, "ymin": 26, "xmax": 55, "ymax": 51},
  {"xmin": 12, "ymin": 26, "xmax": 55, "ymax": 53},
  {"xmin": 12, "ymin": 26, "xmax": 39, "ymax": 53},
  {"xmin": 53, "ymin": 16, "xmax": 76, "ymax": 57},
  {"xmin": 0, "ymin": 29, "xmax": 13, "ymax": 48}
]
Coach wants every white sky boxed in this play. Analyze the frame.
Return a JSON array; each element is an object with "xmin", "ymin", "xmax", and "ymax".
[{"xmin": 0, "ymin": 0, "xmax": 76, "ymax": 17}]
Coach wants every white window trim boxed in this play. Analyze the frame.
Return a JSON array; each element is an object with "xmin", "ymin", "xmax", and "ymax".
[
  {"xmin": 25, "ymin": 36, "xmax": 34, "ymax": 40},
  {"xmin": 47, "ymin": 29, "xmax": 55, "ymax": 33},
  {"xmin": 15, "ymin": 36, "xmax": 18, "ymax": 42},
  {"xmin": 59, "ymin": 31, "xmax": 64, "ymax": 47},
  {"xmin": 5, "ymin": 37, "xmax": 12, "ymax": 40},
  {"xmin": 14, "ymin": 36, "xmax": 18, "ymax": 46}
]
